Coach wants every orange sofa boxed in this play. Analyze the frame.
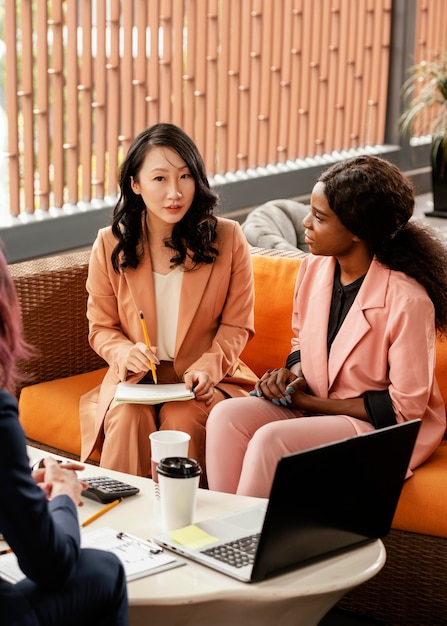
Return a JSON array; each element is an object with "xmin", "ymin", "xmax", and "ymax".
[{"xmin": 10, "ymin": 247, "xmax": 447, "ymax": 626}]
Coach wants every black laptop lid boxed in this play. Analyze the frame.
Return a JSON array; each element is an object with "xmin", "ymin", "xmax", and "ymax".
[{"xmin": 251, "ymin": 419, "xmax": 421, "ymax": 581}]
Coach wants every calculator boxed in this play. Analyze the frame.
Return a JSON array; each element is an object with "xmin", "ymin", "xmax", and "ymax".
[{"xmin": 82, "ymin": 476, "xmax": 140, "ymax": 503}]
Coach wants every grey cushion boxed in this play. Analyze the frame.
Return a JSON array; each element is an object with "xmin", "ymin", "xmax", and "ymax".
[{"xmin": 242, "ymin": 199, "xmax": 310, "ymax": 252}]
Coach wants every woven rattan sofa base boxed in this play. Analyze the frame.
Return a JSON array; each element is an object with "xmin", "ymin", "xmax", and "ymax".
[
  {"xmin": 9, "ymin": 250, "xmax": 106, "ymax": 397},
  {"xmin": 338, "ymin": 528, "xmax": 447, "ymax": 625}
]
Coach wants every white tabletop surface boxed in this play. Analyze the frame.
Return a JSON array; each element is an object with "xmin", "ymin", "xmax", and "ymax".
[{"xmin": 25, "ymin": 447, "xmax": 386, "ymax": 626}]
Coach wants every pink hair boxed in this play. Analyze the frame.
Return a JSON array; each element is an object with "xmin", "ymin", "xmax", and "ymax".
[{"xmin": 0, "ymin": 249, "xmax": 31, "ymax": 392}]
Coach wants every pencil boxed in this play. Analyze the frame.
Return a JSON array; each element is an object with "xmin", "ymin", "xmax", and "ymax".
[
  {"xmin": 81, "ymin": 498, "xmax": 121, "ymax": 528},
  {"xmin": 0, "ymin": 548, "xmax": 12, "ymax": 555},
  {"xmin": 139, "ymin": 310, "xmax": 158, "ymax": 384}
]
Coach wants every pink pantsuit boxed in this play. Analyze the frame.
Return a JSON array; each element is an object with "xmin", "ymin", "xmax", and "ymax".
[{"xmin": 206, "ymin": 255, "xmax": 446, "ymax": 497}]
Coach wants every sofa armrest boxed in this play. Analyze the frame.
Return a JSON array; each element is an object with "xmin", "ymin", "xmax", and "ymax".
[{"xmin": 9, "ymin": 250, "xmax": 106, "ymax": 396}]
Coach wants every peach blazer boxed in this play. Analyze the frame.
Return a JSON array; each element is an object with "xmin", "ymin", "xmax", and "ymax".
[
  {"xmin": 79, "ymin": 217, "xmax": 257, "ymax": 461},
  {"xmin": 291, "ymin": 254, "xmax": 446, "ymax": 471}
]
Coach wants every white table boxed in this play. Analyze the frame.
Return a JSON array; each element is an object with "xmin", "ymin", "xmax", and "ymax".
[{"xmin": 25, "ymin": 447, "xmax": 386, "ymax": 626}]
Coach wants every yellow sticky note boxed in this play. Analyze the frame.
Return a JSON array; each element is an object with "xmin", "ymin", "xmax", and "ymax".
[{"xmin": 169, "ymin": 525, "xmax": 218, "ymax": 549}]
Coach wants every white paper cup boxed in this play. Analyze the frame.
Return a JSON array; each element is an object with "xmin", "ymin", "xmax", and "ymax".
[
  {"xmin": 157, "ymin": 457, "xmax": 202, "ymax": 531},
  {"xmin": 149, "ymin": 430, "xmax": 190, "ymax": 498}
]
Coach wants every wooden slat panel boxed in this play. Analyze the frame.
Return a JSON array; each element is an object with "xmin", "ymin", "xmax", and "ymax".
[
  {"xmin": 333, "ymin": 0, "xmax": 350, "ymax": 152},
  {"xmin": 106, "ymin": 0, "xmax": 121, "ymax": 197},
  {"xmin": 80, "ymin": 0, "xmax": 93, "ymax": 202},
  {"xmin": 159, "ymin": 0, "xmax": 173, "ymax": 123},
  {"xmin": 257, "ymin": 0, "xmax": 273, "ymax": 166},
  {"xmin": 308, "ymin": 1, "xmax": 320, "ymax": 155},
  {"xmin": 372, "ymin": 0, "xmax": 392, "ymax": 145},
  {"xmin": 266, "ymin": 0, "xmax": 282, "ymax": 164},
  {"xmin": 287, "ymin": 1, "xmax": 302, "ymax": 159},
  {"xmin": 5, "ymin": 0, "xmax": 20, "ymax": 216},
  {"xmin": 183, "ymin": 0, "xmax": 196, "ymax": 138},
  {"xmin": 171, "ymin": 0, "xmax": 185, "ymax": 128},
  {"xmin": 65, "ymin": 0, "xmax": 79, "ymax": 205},
  {"xmin": 237, "ymin": 0, "xmax": 251, "ymax": 172},
  {"xmin": 147, "ymin": 0, "xmax": 161, "ymax": 127},
  {"xmin": 348, "ymin": 0, "xmax": 363, "ymax": 149},
  {"xmin": 213, "ymin": 0, "xmax": 226, "ymax": 174},
  {"xmin": 297, "ymin": 1, "xmax": 311, "ymax": 157},
  {"xmin": 361, "ymin": 0, "xmax": 376, "ymax": 147},
  {"xmin": 226, "ymin": 0, "xmax": 241, "ymax": 172},
  {"xmin": 120, "ymin": 0, "xmax": 134, "ymax": 152},
  {"xmin": 193, "ymin": 0, "xmax": 207, "ymax": 155},
  {"xmin": 325, "ymin": 0, "xmax": 341, "ymax": 154},
  {"xmin": 5, "ymin": 0, "xmax": 434, "ymax": 216},
  {"xmin": 92, "ymin": 0, "xmax": 107, "ymax": 200},
  {"xmin": 276, "ymin": 0, "xmax": 293, "ymax": 164},
  {"xmin": 49, "ymin": 0, "xmax": 64, "ymax": 207},
  {"xmin": 134, "ymin": 0, "xmax": 148, "ymax": 136},
  {"xmin": 248, "ymin": 0, "xmax": 262, "ymax": 168},
  {"xmin": 20, "ymin": 0, "xmax": 35, "ymax": 212},
  {"xmin": 35, "ymin": 0, "xmax": 49, "ymax": 210},
  {"xmin": 206, "ymin": 0, "xmax": 219, "ymax": 174}
]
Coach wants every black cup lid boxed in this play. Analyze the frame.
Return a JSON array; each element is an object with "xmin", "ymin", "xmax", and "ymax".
[{"xmin": 156, "ymin": 456, "xmax": 202, "ymax": 478}]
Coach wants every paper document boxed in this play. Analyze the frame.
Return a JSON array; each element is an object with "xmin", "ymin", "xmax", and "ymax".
[
  {"xmin": 114, "ymin": 382, "xmax": 195, "ymax": 404},
  {"xmin": 0, "ymin": 527, "xmax": 183, "ymax": 583},
  {"xmin": 0, "ymin": 553, "xmax": 25, "ymax": 583},
  {"xmin": 81, "ymin": 526, "xmax": 183, "ymax": 580}
]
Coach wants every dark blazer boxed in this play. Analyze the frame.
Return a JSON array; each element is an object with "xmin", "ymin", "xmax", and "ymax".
[{"xmin": 0, "ymin": 390, "xmax": 80, "ymax": 624}]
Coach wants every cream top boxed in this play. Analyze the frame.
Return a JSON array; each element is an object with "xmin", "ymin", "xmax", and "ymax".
[{"xmin": 153, "ymin": 267, "xmax": 183, "ymax": 361}]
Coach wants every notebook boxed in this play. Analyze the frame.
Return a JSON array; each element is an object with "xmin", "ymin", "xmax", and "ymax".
[
  {"xmin": 153, "ymin": 419, "xmax": 421, "ymax": 582},
  {"xmin": 114, "ymin": 382, "xmax": 194, "ymax": 404}
]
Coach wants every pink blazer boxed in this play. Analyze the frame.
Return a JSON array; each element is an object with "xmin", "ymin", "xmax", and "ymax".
[
  {"xmin": 80, "ymin": 217, "xmax": 257, "ymax": 461},
  {"xmin": 291, "ymin": 254, "xmax": 446, "ymax": 471}
]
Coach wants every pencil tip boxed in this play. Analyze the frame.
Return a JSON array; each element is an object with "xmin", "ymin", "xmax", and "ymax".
[{"xmin": 139, "ymin": 310, "xmax": 144, "ymax": 318}]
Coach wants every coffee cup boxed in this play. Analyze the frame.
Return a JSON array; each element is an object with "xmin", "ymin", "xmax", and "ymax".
[
  {"xmin": 149, "ymin": 430, "xmax": 190, "ymax": 498},
  {"xmin": 156, "ymin": 456, "xmax": 202, "ymax": 531}
]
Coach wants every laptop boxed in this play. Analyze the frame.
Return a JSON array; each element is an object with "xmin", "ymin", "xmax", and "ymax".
[{"xmin": 153, "ymin": 419, "xmax": 421, "ymax": 582}]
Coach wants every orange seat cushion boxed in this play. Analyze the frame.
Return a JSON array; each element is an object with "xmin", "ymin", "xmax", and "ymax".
[
  {"xmin": 19, "ymin": 368, "xmax": 107, "ymax": 461},
  {"xmin": 435, "ymin": 335, "xmax": 447, "ymax": 412},
  {"xmin": 392, "ymin": 440, "xmax": 447, "ymax": 537},
  {"xmin": 241, "ymin": 254, "xmax": 302, "ymax": 378}
]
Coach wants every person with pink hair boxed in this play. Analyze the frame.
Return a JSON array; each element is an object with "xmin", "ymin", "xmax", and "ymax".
[{"xmin": 0, "ymin": 249, "xmax": 128, "ymax": 625}]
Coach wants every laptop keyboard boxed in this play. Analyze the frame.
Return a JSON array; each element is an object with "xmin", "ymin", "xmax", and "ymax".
[{"xmin": 201, "ymin": 533, "xmax": 260, "ymax": 568}]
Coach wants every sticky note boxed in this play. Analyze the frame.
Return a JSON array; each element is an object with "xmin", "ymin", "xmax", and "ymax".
[{"xmin": 169, "ymin": 525, "xmax": 218, "ymax": 549}]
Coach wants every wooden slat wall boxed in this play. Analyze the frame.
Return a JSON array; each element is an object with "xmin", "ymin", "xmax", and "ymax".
[{"xmin": 2, "ymin": 0, "xmax": 444, "ymax": 216}]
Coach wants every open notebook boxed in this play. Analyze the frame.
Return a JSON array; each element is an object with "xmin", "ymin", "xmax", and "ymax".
[
  {"xmin": 114, "ymin": 382, "xmax": 194, "ymax": 404},
  {"xmin": 154, "ymin": 420, "xmax": 421, "ymax": 582}
]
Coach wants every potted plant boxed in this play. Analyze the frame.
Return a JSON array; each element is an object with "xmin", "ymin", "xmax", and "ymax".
[{"xmin": 399, "ymin": 52, "xmax": 447, "ymax": 216}]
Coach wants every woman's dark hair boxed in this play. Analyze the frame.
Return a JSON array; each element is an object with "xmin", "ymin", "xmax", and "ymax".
[
  {"xmin": 111, "ymin": 122, "xmax": 218, "ymax": 272},
  {"xmin": 0, "ymin": 250, "xmax": 32, "ymax": 392},
  {"xmin": 318, "ymin": 154, "xmax": 447, "ymax": 334}
]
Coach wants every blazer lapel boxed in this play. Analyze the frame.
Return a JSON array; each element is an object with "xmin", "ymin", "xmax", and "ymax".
[
  {"xmin": 123, "ymin": 249, "xmax": 158, "ymax": 343},
  {"xmin": 300, "ymin": 259, "xmax": 335, "ymax": 397},
  {"xmin": 176, "ymin": 258, "xmax": 214, "ymax": 352},
  {"xmin": 327, "ymin": 259, "xmax": 389, "ymax": 388}
]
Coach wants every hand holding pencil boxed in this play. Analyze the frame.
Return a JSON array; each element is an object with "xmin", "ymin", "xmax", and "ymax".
[{"xmin": 139, "ymin": 311, "xmax": 158, "ymax": 384}]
